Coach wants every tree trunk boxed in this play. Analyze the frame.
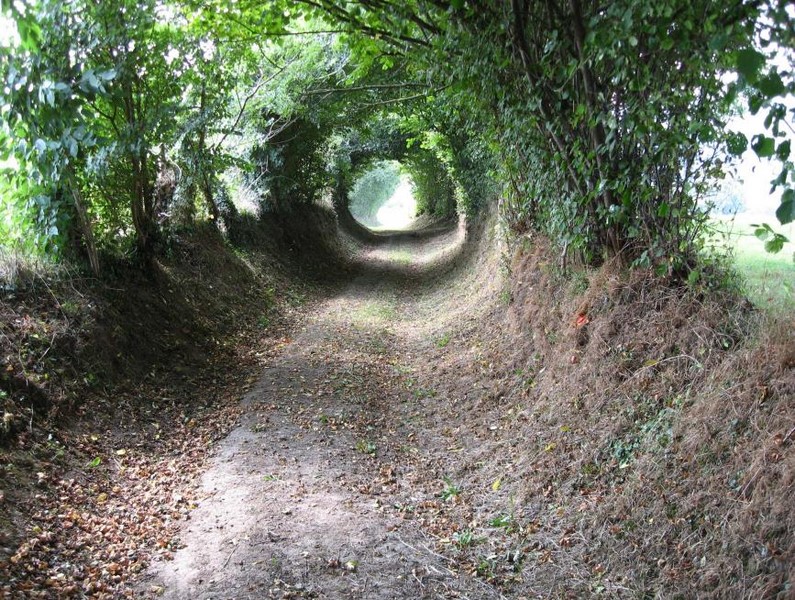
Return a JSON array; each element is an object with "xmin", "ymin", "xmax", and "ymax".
[
  {"xmin": 123, "ymin": 79, "xmax": 156, "ymax": 259},
  {"xmin": 65, "ymin": 166, "xmax": 100, "ymax": 276},
  {"xmin": 198, "ymin": 86, "xmax": 220, "ymax": 224}
]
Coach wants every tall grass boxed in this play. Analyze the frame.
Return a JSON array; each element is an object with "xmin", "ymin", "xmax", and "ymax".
[{"xmin": 710, "ymin": 214, "xmax": 794, "ymax": 313}]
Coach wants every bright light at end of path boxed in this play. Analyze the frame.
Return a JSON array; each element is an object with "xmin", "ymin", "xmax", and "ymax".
[{"xmin": 375, "ymin": 177, "xmax": 416, "ymax": 230}]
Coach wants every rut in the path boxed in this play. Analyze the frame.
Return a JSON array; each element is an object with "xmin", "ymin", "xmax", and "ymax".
[{"xmin": 137, "ymin": 225, "xmax": 503, "ymax": 599}]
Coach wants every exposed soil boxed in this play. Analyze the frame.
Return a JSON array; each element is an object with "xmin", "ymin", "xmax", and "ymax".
[{"xmin": 136, "ymin": 220, "xmax": 505, "ymax": 599}]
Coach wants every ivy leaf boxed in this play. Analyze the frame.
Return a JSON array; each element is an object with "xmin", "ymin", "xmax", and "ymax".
[
  {"xmin": 776, "ymin": 189, "xmax": 794, "ymax": 225},
  {"xmin": 734, "ymin": 48, "xmax": 765, "ymax": 82},
  {"xmin": 751, "ymin": 134, "xmax": 775, "ymax": 158}
]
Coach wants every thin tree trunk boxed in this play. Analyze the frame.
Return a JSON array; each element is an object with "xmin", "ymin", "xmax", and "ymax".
[
  {"xmin": 567, "ymin": 0, "xmax": 620, "ymax": 254},
  {"xmin": 198, "ymin": 86, "xmax": 220, "ymax": 224},
  {"xmin": 65, "ymin": 166, "xmax": 100, "ymax": 276}
]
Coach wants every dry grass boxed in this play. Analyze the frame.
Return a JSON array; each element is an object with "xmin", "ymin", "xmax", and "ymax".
[{"xmin": 406, "ymin": 231, "xmax": 794, "ymax": 598}]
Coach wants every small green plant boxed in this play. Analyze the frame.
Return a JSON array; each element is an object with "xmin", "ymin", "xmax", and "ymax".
[
  {"xmin": 355, "ymin": 439, "xmax": 377, "ymax": 455},
  {"xmin": 581, "ymin": 461, "xmax": 601, "ymax": 477},
  {"xmin": 59, "ymin": 300, "xmax": 81, "ymax": 318},
  {"xmin": 435, "ymin": 333, "xmax": 451, "ymax": 348},
  {"xmin": 475, "ymin": 557, "xmax": 495, "ymax": 579},
  {"xmin": 453, "ymin": 529, "xmax": 477, "ymax": 548},
  {"xmin": 257, "ymin": 314, "xmax": 270, "ymax": 328},
  {"xmin": 412, "ymin": 386, "xmax": 436, "ymax": 400},
  {"xmin": 544, "ymin": 329, "xmax": 559, "ymax": 345},
  {"xmin": 263, "ymin": 473, "xmax": 280, "ymax": 481},
  {"xmin": 440, "ymin": 477, "xmax": 462, "ymax": 501},
  {"xmin": 45, "ymin": 436, "xmax": 65, "ymax": 461},
  {"xmin": 453, "ymin": 529, "xmax": 479, "ymax": 548},
  {"xmin": 489, "ymin": 513, "xmax": 513, "ymax": 529}
]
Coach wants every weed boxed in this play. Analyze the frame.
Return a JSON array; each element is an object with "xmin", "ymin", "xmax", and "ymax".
[
  {"xmin": 286, "ymin": 290, "xmax": 306, "ymax": 307},
  {"xmin": 453, "ymin": 529, "xmax": 478, "ymax": 548},
  {"xmin": 490, "ymin": 496, "xmax": 522, "ymax": 533},
  {"xmin": 59, "ymin": 300, "xmax": 81, "ymax": 318},
  {"xmin": 570, "ymin": 269, "xmax": 590, "ymax": 294},
  {"xmin": 435, "ymin": 333, "xmax": 451, "ymax": 348},
  {"xmin": 412, "ymin": 386, "xmax": 436, "ymax": 399},
  {"xmin": 263, "ymin": 473, "xmax": 280, "ymax": 481},
  {"xmin": 440, "ymin": 477, "xmax": 462, "ymax": 501},
  {"xmin": 257, "ymin": 314, "xmax": 270, "ymax": 328},
  {"xmin": 45, "ymin": 436, "xmax": 65, "ymax": 461},
  {"xmin": 475, "ymin": 557, "xmax": 495, "ymax": 579},
  {"xmin": 581, "ymin": 462, "xmax": 601, "ymax": 477},
  {"xmin": 355, "ymin": 439, "xmax": 377, "ymax": 455},
  {"xmin": 498, "ymin": 288, "xmax": 512, "ymax": 305},
  {"xmin": 608, "ymin": 435, "xmax": 640, "ymax": 469},
  {"xmin": 515, "ymin": 367, "xmax": 536, "ymax": 390}
]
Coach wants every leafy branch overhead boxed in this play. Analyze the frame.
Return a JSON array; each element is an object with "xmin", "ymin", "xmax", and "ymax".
[{"xmin": 1, "ymin": 0, "xmax": 793, "ymax": 271}]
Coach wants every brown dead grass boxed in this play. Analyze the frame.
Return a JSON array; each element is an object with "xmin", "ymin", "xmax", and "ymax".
[{"xmin": 410, "ymin": 230, "xmax": 794, "ymax": 598}]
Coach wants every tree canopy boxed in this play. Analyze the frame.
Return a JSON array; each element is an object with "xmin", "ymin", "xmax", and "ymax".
[{"xmin": 1, "ymin": 0, "xmax": 793, "ymax": 273}]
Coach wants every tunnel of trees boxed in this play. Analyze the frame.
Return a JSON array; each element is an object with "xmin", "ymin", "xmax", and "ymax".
[
  {"xmin": 1, "ymin": 0, "xmax": 793, "ymax": 271},
  {"xmin": 1, "ymin": 3, "xmax": 794, "ymax": 597}
]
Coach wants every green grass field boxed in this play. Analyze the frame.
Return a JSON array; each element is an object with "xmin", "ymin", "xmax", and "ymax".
[{"xmin": 710, "ymin": 214, "xmax": 794, "ymax": 313}]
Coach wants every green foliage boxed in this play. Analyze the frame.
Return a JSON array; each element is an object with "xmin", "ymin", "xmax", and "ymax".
[
  {"xmin": 354, "ymin": 439, "xmax": 377, "ymax": 455},
  {"xmin": 435, "ymin": 333, "xmax": 450, "ymax": 348},
  {"xmin": 452, "ymin": 529, "xmax": 477, "ymax": 548},
  {"xmin": 725, "ymin": 7, "xmax": 794, "ymax": 227},
  {"xmin": 348, "ymin": 160, "xmax": 402, "ymax": 226},
  {"xmin": 2, "ymin": 0, "xmax": 792, "ymax": 278},
  {"xmin": 404, "ymin": 146, "xmax": 457, "ymax": 218},
  {"xmin": 440, "ymin": 477, "xmax": 462, "ymax": 501},
  {"xmin": 752, "ymin": 223, "xmax": 789, "ymax": 254}
]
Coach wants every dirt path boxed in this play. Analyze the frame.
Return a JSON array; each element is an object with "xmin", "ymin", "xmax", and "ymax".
[{"xmin": 136, "ymin": 221, "xmax": 504, "ymax": 599}]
